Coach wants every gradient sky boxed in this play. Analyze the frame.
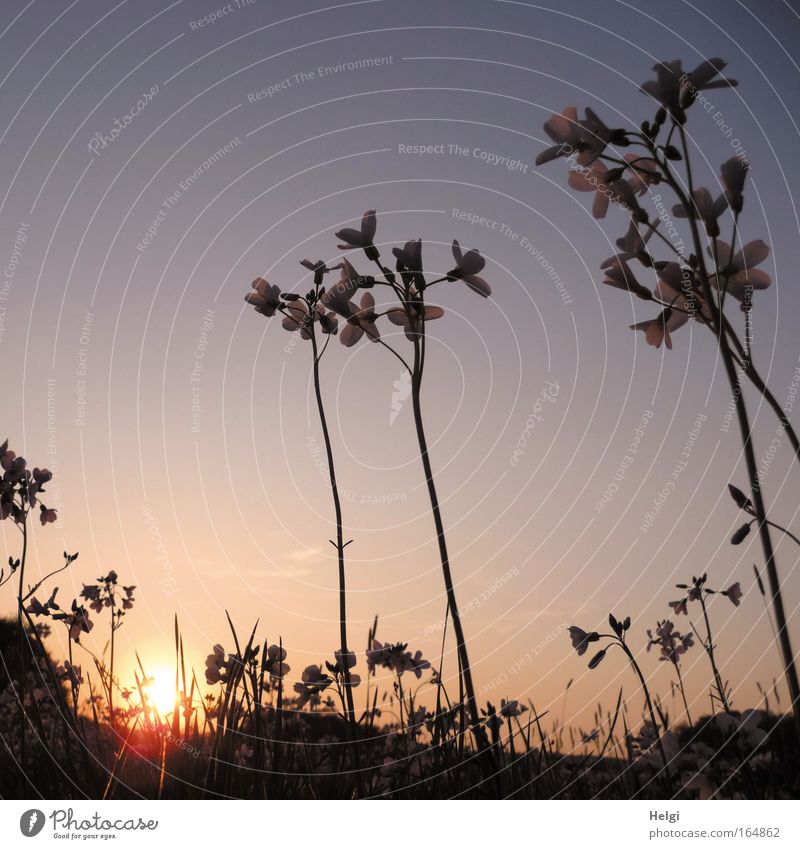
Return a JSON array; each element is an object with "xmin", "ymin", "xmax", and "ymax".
[{"xmin": 2, "ymin": 0, "xmax": 800, "ymax": 736}]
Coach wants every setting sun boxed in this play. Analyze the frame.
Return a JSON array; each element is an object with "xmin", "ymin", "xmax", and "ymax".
[{"xmin": 143, "ymin": 668, "xmax": 179, "ymax": 716}]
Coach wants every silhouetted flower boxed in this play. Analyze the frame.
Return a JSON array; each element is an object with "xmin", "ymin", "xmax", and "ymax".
[
  {"xmin": 335, "ymin": 210, "xmax": 379, "ymax": 260},
  {"xmin": 27, "ymin": 468, "xmax": 52, "ymax": 507},
  {"xmin": 669, "ymin": 598, "xmax": 689, "ymax": 616},
  {"xmin": 387, "ymin": 304, "xmax": 445, "ymax": 339},
  {"xmin": 245, "ymin": 278, "xmax": 281, "ymax": 317},
  {"xmin": 392, "ymin": 239, "xmax": 422, "ymax": 272},
  {"xmin": 640, "ymin": 58, "xmax": 736, "ymax": 123},
  {"xmin": 341, "ymin": 292, "xmax": 380, "ymax": 346},
  {"xmin": 267, "ymin": 644, "xmax": 290, "ymax": 679},
  {"xmin": 500, "ymin": 698, "xmax": 525, "ymax": 718},
  {"xmin": 321, "ymin": 259, "xmax": 361, "ymax": 318},
  {"xmin": 536, "ymin": 107, "xmax": 608, "ymax": 166},
  {"xmin": 720, "ymin": 156, "xmax": 748, "ymax": 213},
  {"xmin": 293, "ymin": 664, "xmax": 332, "ymax": 708},
  {"xmin": 711, "ymin": 240, "xmax": 771, "ymax": 301},
  {"xmin": 57, "ymin": 660, "xmax": 83, "ymax": 688},
  {"xmin": 631, "ymin": 308, "xmax": 687, "ymax": 350},
  {"xmin": 648, "ymin": 620, "xmax": 694, "ymax": 663},
  {"xmin": 205, "ymin": 644, "xmax": 227, "ymax": 685},
  {"xmin": 672, "ymin": 187, "xmax": 727, "ymax": 237},
  {"xmin": 52, "ymin": 601, "xmax": 93, "ymax": 643},
  {"xmin": 723, "ymin": 582, "xmax": 743, "ymax": 607},
  {"xmin": 568, "ymin": 626, "xmax": 599, "ymax": 656},
  {"xmin": 39, "ymin": 505, "xmax": 57, "ymax": 525},
  {"xmin": 568, "ymin": 161, "xmax": 643, "ymax": 219},
  {"xmin": 281, "ymin": 301, "xmax": 314, "ymax": 339},
  {"xmin": 448, "ymin": 240, "xmax": 491, "ymax": 297},
  {"xmin": 601, "ymin": 257, "xmax": 652, "ymax": 300}
]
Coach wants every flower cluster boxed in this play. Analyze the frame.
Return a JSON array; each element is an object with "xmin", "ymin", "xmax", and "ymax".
[
  {"xmin": 80, "ymin": 570, "xmax": 136, "ymax": 614},
  {"xmin": 293, "ymin": 664, "xmax": 331, "ymax": 708},
  {"xmin": 1, "ymin": 439, "xmax": 57, "ymax": 525},
  {"xmin": 244, "ymin": 211, "xmax": 492, "ymax": 352},
  {"xmin": 646, "ymin": 619, "xmax": 693, "ymax": 663},
  {"xmin": 366, "ymin": 639, "xmax": 431, "ymax": 679},
  {"xmin": 534, "ymin": 59, "xmax": 769, "ymax": 351},
  {"xmin": 26, "ymin": 588, "xmax": 94, "ymax": 643},
  {"xmin": 669, "ymin": 573, "xmax": 742, "ymax": 615}
]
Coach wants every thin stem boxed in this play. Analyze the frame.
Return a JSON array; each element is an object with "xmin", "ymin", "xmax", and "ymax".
[
  {"xmin": 618, "ymin": 641, "xmax": 669, "ymax": 773},
  {"xmin": 673, "ymin": 661, "xmax": 693, "ymax": 726},
  {"xmin": 765, "ymin": 519, "xmax": 800, "ymax": 549},
  {"xmin": 409, "ymin": 313, "xmax": 489, "ymax": 758},
  {"xmin": 670, "ymin": 123, "xmax": 800, "ymax": 737},
  {"xmin": 17, "ymin": 503, "xmax": 28, "ymax": 767},
  {"xmin": 309, "ymin": 325, "xmax": 357, "ymax": 730},
  {"xmin": 697, "ymin": 594, "xmax": 730, "ymax": 711}
]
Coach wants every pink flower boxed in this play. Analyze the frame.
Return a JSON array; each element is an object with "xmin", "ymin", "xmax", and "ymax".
[
  {"xmin": 535, "ymin": 107, "xmax": 609, "ymax": 167},
  {"xmin": 568, "ymin": 161, "xmax": 642, "ymax": 219},
  {"xmin": 536, "ymin": 106, "xmax": 583, "ymax": 166},
  {"xmin": 711, "ymin": 240, "xmax": 771, "ymax": 301},
  {"xmin": 631, "ymin": 308, "xmax": 688, "ymax": 350},
  {"xmin": 244, "ymin": 278, "xmax": 281, "ymax": 317},
  {"xmin": 341, "ymin": 292, "xmax": 380, "ymax": 346},
  {"xmin": 387, "ymin": 304, "xmax": 445, "ymax": 339}
]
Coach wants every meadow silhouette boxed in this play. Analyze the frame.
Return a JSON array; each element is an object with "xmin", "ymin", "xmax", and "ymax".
[{"xmin": 2, "ymin": 53, "xmax": 800, "ymax": 801}]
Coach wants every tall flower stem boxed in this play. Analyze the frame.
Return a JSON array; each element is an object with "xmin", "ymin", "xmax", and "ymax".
[
  {"xmin": 408, "ymin": 314, "xmax": 490, "ymax": 756},
  {"xmin": 673, "ymin": 660, "xmax": 693, "ymax": 727},
  {"xmin": 723, "ymin": 318, "xmax": 800, "ymax": 462},
  {"xmin": 16, "ymin": 504, "xmax": 29, "ymax": 766},
  {"xmin": 618, "ymin": 641, "xmax": 669, "ymax": 773},
  {"xmin": 696, "ymin": 593, "xmax": 731, "ymax": 712},
  {"xmin": 656, "ymin": 124, "xmax": 800, "ymax": 738},
  {"xmin": 308, "ymin": 326, "xmax": 357, "ymax": 729}
]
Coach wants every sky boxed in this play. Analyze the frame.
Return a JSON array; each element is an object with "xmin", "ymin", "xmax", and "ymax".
[{"xmin": 2, "ymin": 0, "xmax": 800, "ymax": 735}]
